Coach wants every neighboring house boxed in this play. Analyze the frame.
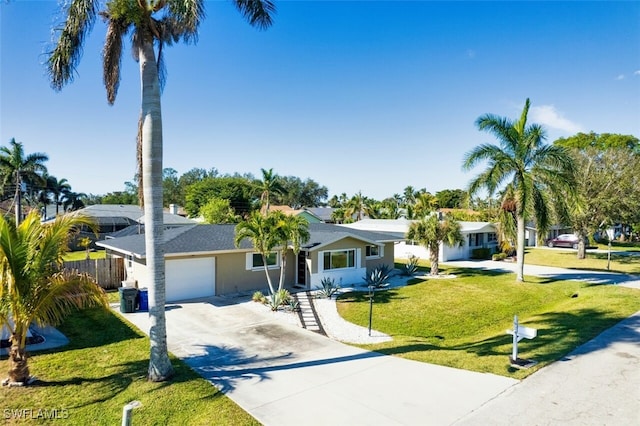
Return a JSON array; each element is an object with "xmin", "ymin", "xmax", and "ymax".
[
  {"xmin": 341, "ymin": 218, "xmax": 499, "ymax": 262},
  {"xmin": 64, "ymin": 204, "xmax": 195, "ymax": 250},
  {"xmin": 263, "ymin": 205, "xmax": 323, "ymax": 223},
  {"xmin": 96, "ymin": 223, "xmax": 401, "ymax": 302},
  {"xmin": 304, "ymin": 207, "xmax": 337, "ymax": 223}
]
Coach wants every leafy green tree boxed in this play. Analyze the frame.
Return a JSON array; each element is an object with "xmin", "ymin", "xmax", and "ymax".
[
  {"xmin": 275, "ymin": 176, "xmax": 328, "ymax": 209},
  {"xmin": 100, "ymin": 191, "xmax": 138, "ymax": 205},
  {"xmin": 406, "ymin": 214, "xmax": 464, "ymax": 276},
  {"xmin": 0, "ymin": 138, "xmax": 49, "ymax": 224},
  {"xmin": 345, "ymin": 191, "xmax": 367, "ymax": 221},
  {"xmin": 48, "ymin": 0, "xmax": 274, "ymax": 382},
  {"xmin": 234, "ymin": 211, "xmax": 281, "ymax": 295},
  {"xmin": 556, "ymin": 144, "xmax": 640, "ymax": 257},
  {"xmin": 555, "ymin": 132, "xmax": 639, "ymax": 153},
  {"xmin": 200, "ymin": 197, "xmax": 239, "ymax": 224},
  {"xmin": 185, "ymin": 176, "xmax": 255, "ymax": 218},
  {"xmin": 463, "ymin": 99, "xmax": 577, "ymax": 281},
  {"xmin": 0, "ymin": 211, "xmax": 107, "ymax": 384},
  {"xmin": 163, "ymin": 168, "xmax": 182, "ymax": 207}
]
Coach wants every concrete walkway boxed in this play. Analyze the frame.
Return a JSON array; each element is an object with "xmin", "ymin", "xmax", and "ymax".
[{"xmin": 117, "ymin": 299, "xmax": 517, "ymax": 425}]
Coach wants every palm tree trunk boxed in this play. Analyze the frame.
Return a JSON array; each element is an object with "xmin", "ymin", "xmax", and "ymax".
[
  {"xmin": 139, "ymin": 41, "xmax": 173, "ymax": 382},
  {"xmin": 516, "ymin": 214, "xmax": 526, "ymax": 282},
  {"xmin": 278, "ymin": 252, "xmax": 286, "ymax": 292},
  {"xmin": 8, "ymin": 342, "xmax": 30, "ymax": 384},
  {"xmin": 429, "ymin": 242, "xmax": 439, "ymax": 276},
  {"xmin": 262, "ymin": 256, "xmax": 276, "ymax": 295},
  {"xmin": 14, "ymin": 171, "xmax": 21, "ymax": 225}
]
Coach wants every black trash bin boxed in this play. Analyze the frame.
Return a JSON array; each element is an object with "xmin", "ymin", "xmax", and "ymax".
[{"xmin": 119, "ymin": 287, "xmax": 138, "ymax": 313}]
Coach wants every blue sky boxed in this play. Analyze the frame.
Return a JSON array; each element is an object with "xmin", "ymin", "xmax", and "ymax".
[{"xmin": 1, "ymin": 1, "xmax": 639, "ymax": 201}]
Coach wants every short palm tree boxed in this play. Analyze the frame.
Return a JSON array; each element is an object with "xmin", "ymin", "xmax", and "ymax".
[
  {"xmin": 0, "ymin": 138, "xmax": 49, "ymax": 225},
  {"xmin": 463, "ymin": 99, "xmax": 576, "ymax": 281},
  {"xmin": 47, "ymin": 0, "xmax": 275, "ymax": 382},
  {"xmin": 273, "ymin": 213, "xmax": 310, "ymax": 292},
  {"xmin": 406, "ymin": 214, "xmax": 464, "ymax": 276},
  {"xmin": 235, "ymin": 211, "xmax": 281, "ymax": 295},
  {"xmin": 0, "ymin": 210, "xmax": 107, "ymax": 385}
]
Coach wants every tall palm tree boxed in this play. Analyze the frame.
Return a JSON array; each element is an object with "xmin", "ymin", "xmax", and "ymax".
[
  {"xmin": 0, "ymin": 210, "xmax": 107, "ymax": 385},
  {"xmin": 0, "ymin": 139, "xmax": 49, "ymax": 225},
  {"xmin": 406, "ymin": 214, "xmax": 464, "ymax": 276},
  {"xmin": 61, "ymin": 191, "xmax": 87, "ymax": 212},
  {"xmin": 49, "ymin": 176, "xmax": 71, "ymax": 216},
  {"xmin": 258, "ymin": 168, "xmax": 283, "ymax": 214},
  {"xmin": 274, "ymin": 213, "xmax": 310, "ymax": 292},
  {"xmin": 462, "ymin": 99, "xmax": 576, "ymax": 281},
  {"xmin": 47, "ymin": 0, "xmax": 275, "ymax": 382},
  {"xmin": 234, "ymin": 211, "xmax": 280, "ymax": 295}
]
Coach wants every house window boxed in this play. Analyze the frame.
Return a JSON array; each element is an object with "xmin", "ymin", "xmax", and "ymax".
[
  {"xmin": 469, "ymin": 233, "xmax": 482, "ymax": 247},
  {"xmin": 323, "ymin": 249, "xmax": 355, "ymax": 270},
  {"xmin": 365, "ymin": 245, "xmax": 383, "ymax": 258},
  {"xmin": 126, "ymin": 255, "xmax": 133, "ymax": 268},
  {"xmin": 488, "ymin": 233, "xmax": 497, "ymax": 243},
  {"xmin": 246, "ymin": 252, "xmax": 279, "ymax": 270}
]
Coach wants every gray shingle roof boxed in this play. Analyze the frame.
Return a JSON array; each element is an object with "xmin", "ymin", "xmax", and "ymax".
[{"xmin": 97, "ymin": 223, "xmax": 403, "ymax": 258}]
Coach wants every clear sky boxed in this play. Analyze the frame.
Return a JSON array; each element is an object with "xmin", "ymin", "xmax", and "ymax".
[{"xmin": 1, "ymin": 1, "xmax": 639, "ymax": 201}]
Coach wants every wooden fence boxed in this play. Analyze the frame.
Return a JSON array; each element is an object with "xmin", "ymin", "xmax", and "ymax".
[{"xmin": 63, "ymin": 258, "xmax": 125, "ymax": 290}]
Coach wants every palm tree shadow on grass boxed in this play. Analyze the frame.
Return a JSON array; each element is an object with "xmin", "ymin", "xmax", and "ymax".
[
  {"xmin": 372, "ymin": 308, "xmax": 638, "ymax": 372},
  {"xmin": 52, "ymin": 307, "xmax": 144, "ymax": 353},
  {"xmin": 33, "ymin": 357, "xmax": 223, "ymax": 409}
]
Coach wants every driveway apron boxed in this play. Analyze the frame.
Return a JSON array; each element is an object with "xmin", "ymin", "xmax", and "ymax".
[{"xmin": 118, "ymin": 298, "xmax": 517, "ymax": 426}]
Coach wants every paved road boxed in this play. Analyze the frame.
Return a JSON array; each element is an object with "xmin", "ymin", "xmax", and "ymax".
[{"xmin": 444, "ymin": 259, "xmax": 640, "ymax": 289}]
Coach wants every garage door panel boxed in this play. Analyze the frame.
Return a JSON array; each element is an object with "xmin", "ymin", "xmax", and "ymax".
[{"xmin": 165, "ymin": 258, "xmax": 215, "ymax": 302}]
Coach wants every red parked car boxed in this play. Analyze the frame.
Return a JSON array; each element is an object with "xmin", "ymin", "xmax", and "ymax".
[{"xmin": 546, "ymin": 234, "xmax": 583, "ymax": 249}]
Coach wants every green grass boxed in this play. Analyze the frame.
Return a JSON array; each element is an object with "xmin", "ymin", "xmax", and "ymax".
[
  {"xmin": 0, "ymin": 307, "xmax": 258, "ymax": 425},
  {"xmin": 337, "ymin": 266, "xmax": 640, "ymax": 379},
  {"xmin": 524, "ymin": 247, "xmax": 640, "ymax": 274},
  {"xmin": 63, "ymin": 250, "xmax": 107, "ymax": 261}
]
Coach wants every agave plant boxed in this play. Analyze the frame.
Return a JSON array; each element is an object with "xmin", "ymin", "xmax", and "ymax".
[
  {"xmin": 363, "ymin": 264, "xmax": 392, "ymax": 288},
  {"xmin": 403, "ymin": 255, "xmax": 420, "ymax": 276},
  {"xmin": 316, "ymin": 277, "xmax": 340, "ymax": 299}
]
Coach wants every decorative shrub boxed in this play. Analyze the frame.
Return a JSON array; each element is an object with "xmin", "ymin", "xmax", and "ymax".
[
  {"xmin": 471, "ymin": 248, "xmax": 492, "ymax": 260},
  {"xmin": 492, "ymin": 252, "xmax": 507, "ymax": 261},
  {"xmin": 252, "ymin": 291, "xmax": 265, "ymax": 303}
]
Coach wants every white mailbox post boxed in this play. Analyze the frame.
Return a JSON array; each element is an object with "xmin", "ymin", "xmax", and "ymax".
[{"xmin": 506, "ymin": 315, "xmax": 537, "ymax": 362}]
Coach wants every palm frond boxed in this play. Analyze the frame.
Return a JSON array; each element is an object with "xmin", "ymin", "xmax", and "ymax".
[
  {"xmin": 103, "ymin": 16, "xmax": 129, "ymax": 104},
  {"xmin": 48, "ymin": 0, "xmax": 99, "ymax": 90},
  {"xmin": 233, "ymin": 0, "xmax": 276, "ymax": 30}
]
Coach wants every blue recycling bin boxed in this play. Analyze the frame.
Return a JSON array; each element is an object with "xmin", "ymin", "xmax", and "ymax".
[{"xmin": 137, "ymin": 288, "xmax": 149, "ymax": 312}]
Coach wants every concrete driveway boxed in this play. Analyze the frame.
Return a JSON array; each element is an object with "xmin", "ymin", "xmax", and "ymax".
[{"xmin": 118, "ymin": 298, "xmax": 517, "ymax": 426}]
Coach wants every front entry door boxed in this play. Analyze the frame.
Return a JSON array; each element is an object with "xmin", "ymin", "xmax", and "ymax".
[{"xmin": 297, "ymin": 252, "xmax": 307, "ymax": 286}]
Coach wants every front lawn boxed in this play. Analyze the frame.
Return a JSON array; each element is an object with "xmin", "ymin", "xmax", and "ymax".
[
  {"xmin": 337, "ymin": 266, "xmax": 640, "ymax": 379},
  {"xmin": 0, "ymin": 306, "xmax": 257, "ymax": 425},
  {"xmin": 524, "ymin": 247, "xmax": 640, "ymax": 274}
]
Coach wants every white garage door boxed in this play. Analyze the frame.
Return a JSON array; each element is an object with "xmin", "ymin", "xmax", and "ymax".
[{"xmin": 165, "ymin": 257, "xmax": 215, "ymax": 302}]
